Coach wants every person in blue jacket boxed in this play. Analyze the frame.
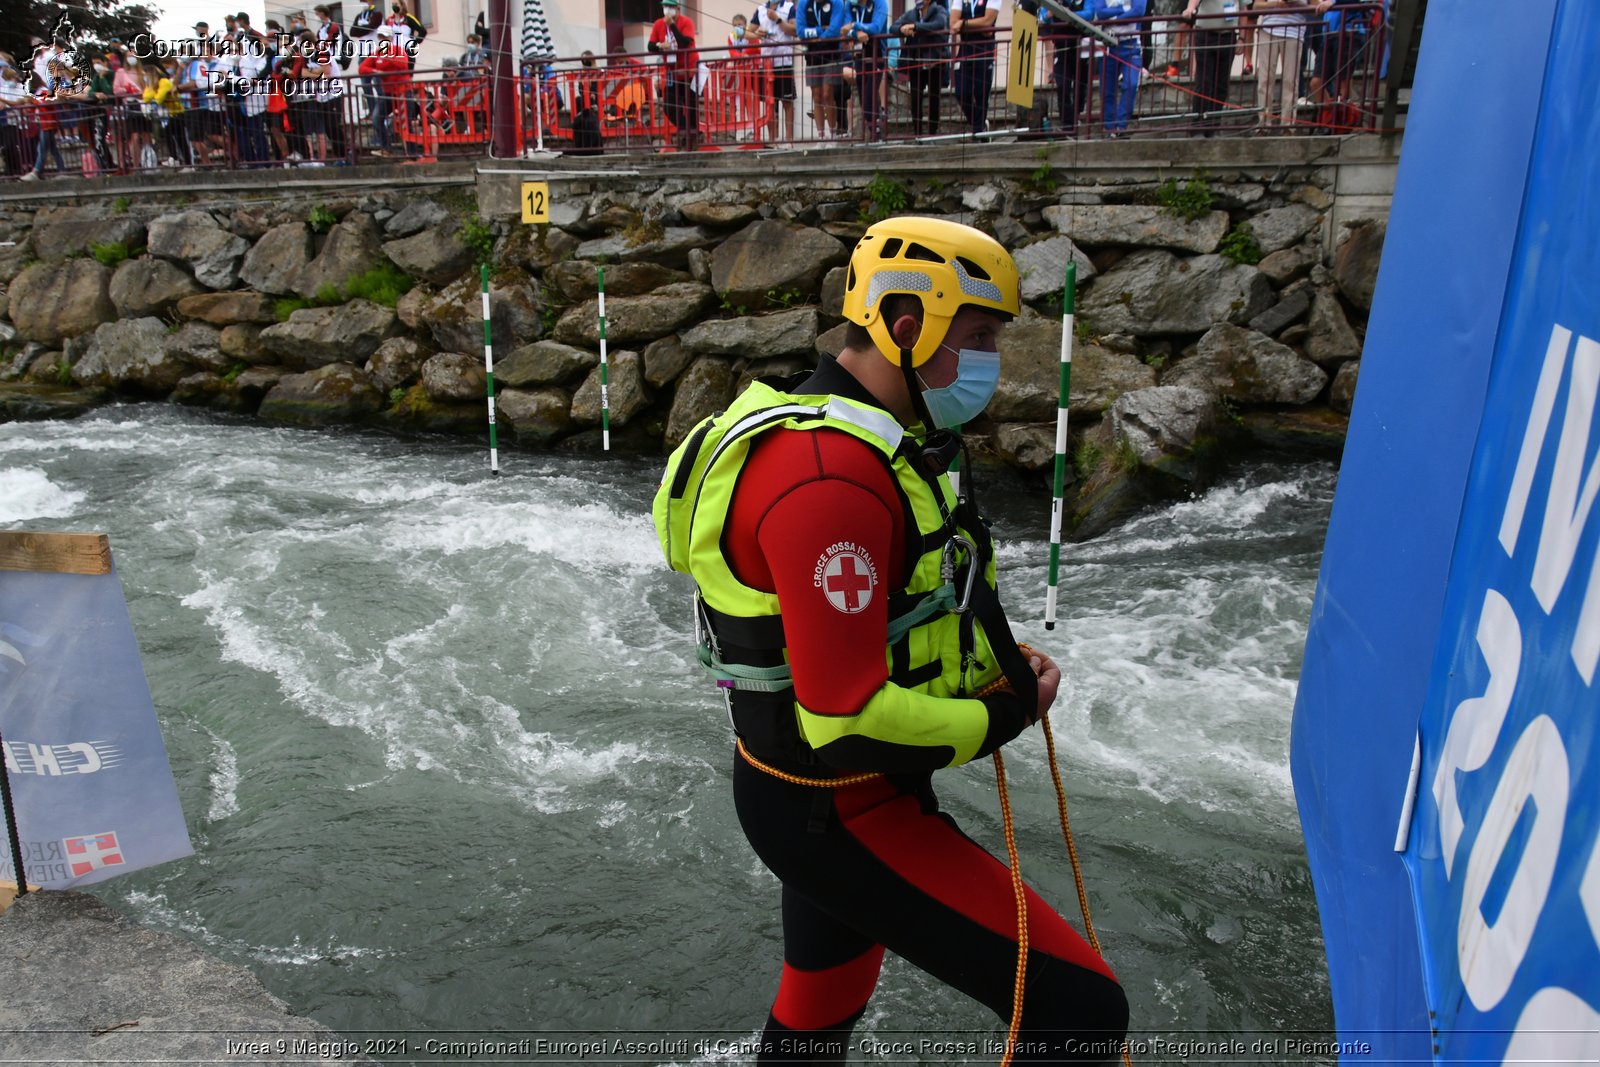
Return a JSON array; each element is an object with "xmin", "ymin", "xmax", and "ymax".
[
  {"xmin": 795, "ymin": 0, "xmax": 848, "ymax": 138},
  {"xmin": 891, "ymin": 0, "xmax": 948, "ymax": 136},
  {"xmin": 1084, "ymin": 0, "xmax": 1146, "ymax": 135},
  {"xmin": 949, "ymin": 0, "xmax": 999, "ymax": 134},
  {"xmin": 840, "ymin": 0, "xmax": 887, "ymax": 140}
]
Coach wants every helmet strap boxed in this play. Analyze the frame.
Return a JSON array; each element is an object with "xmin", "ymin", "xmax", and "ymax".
[{"xmin": 899, "ymin": 345, "xmax": 935, "ymax": 435}]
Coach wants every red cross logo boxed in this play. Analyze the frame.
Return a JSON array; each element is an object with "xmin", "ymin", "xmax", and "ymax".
[
  {"xmin": 64, "ymin": 831, "xmax": 125, "ymax": 877},
  {"xmin": 822, "ymin": 551, "xmax": 876, "ymax": 614}
]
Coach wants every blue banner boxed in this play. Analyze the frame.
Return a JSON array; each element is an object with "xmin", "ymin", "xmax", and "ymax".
[
  {"xmin": 1400, "ymin": 2, "xmax": 1600, "ymax": 1061},
  {"xmin": 1, "ymin": 565, "xmax": 192, "ymax": 889},
  {"xmin": 1289, "ymin": 3, "xmax": 1558, "ymax": 1058}
]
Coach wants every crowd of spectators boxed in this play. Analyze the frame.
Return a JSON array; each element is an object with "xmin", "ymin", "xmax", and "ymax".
[
  {"xmin": 0, "ymin": 1, "xmax": 500, "ymax": 180},
  {"xmin": 538, "ymin": 0, "xmax": 1381, "ymax": 152},
  {"xmin": 0, "ymin": 1, "xmax": 1387, "ymax": 177}
]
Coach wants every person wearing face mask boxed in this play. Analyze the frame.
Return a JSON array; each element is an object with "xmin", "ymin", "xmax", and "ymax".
[
  {"xmin": 646, "ymin": 0, "xmax": 699, "ymax": 151},
  {"xmin": 0, "ymin": 62, "xmax": 34, "ymax": 178},
  {"xmin": 349, "ymin": 0, "xmax": 383, "ymax": 42},
  {"xmin": 653, "ymin": 217, "xmax": 1129, "ymax": 1063},
  {"xmin": 385, "ymin": 0, "xmax": 426, "ymax": 69},
  {"xmin": 83, "ymin": 53, "xmax": 116, "ymax": 171}
]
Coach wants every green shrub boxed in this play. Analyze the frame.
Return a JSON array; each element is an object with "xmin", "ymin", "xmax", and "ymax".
[
  {"xmin": 1156, "ymin": 176, "xmax": 1214, "ymax": 221},
  {"xmin": 343, "ymin": 262, "xmax": 416, "ymax": 307},
  {"xmin": 1029, "ymin": 148, "xmax": 1057, "ymax": 192},
  {"xmin": 1073, "ymin": 442, "xmax": 1103, "ymax": 480},
  {"xmin": 56, "ymin": 359, "xmax": 73, "ymax": 386},
  {"xmin": 307, "ymin": 204, "xmax": 338, "ymax": 233},
  {"xmin": 462, "ymin": 215, "xmax": 496, "ymax": 266},
  {"xmin": 222, "ymin": 363, "xmax": 246, "ymax": 384},
  {"xmin": 1218, "ymin": 225, "xmax": 1263, "ymax": 265},
  {"xmin": 275, "ymin": 296, "xmax": 314, "ymax": 321},
  {"xmin": 863, "ymin": 172, "xmax": 910, "ymax": 222},
  {"xmin": 764, "ymin": 287, "xmax": 804, "ymax": 310},
  {"xmin": 89, "ymin": 241, "xmax": 139, "ymax": 269}
]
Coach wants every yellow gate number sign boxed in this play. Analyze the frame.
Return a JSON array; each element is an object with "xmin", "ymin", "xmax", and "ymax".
[
  {"xmin": 521, "ymin": 181, "xmax": 551, "ymax": 224},
  {"xmin": 1007, "ymin": 7, "xmax": 1038, "ymax": 110}
]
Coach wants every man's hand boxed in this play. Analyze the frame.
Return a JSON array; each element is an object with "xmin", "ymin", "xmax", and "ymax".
[{"xmin": 1025, "ymin": 647, "xmax": 1061, "ymax": 725}]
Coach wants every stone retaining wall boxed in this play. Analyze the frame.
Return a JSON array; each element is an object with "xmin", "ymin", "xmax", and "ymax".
[{"xmin": 0, "ymin": 139, "xmax": 1392, "ymax": 536}]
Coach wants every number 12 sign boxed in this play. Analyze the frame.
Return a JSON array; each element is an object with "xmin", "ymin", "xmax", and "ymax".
[{"xmin": 521, "ymin": 182, "xmax": 550, "ymax": 224}]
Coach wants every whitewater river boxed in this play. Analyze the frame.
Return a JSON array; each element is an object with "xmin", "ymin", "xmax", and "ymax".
[{"xmin": 1, "ymin": 405, "xmax": 1336, "ymax": 1062}]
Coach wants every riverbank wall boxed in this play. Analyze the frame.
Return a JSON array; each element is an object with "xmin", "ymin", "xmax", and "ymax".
[{"xmin": 0, "ymin": 135, "xmax": 1396, "ymax": 536}]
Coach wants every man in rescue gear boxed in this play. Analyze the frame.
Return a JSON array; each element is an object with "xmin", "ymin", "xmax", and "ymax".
[{"xmin": 654, "ymin": 217, "xmax": 1129, "ymax": 1062}]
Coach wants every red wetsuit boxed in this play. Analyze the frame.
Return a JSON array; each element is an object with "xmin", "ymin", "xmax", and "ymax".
[{"xmin": 723, "ymin": 357, "xmax": 1128, "ymax": 1061}]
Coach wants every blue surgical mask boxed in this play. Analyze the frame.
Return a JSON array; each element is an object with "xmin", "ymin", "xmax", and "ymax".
[{"xmin": 918, "ymin": 344, "xmax": 1000, "ymax": 429}]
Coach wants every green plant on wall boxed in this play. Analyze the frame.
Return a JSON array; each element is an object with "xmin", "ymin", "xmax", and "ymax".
[
  {"xmin": 89, "ymin": 241, "xmax": 141, "ymax": 269},
  {"xmin": 307, "ymin": 204, "xmax": 338, "ymax": 233},
  {"xmin": 1029, "ymin": 148, "xmax": 1057, "ymax": 192},
  {"xmin": 863, "ymin": 172, "xmax": 910, "ymax": 222},
  {"xmin": 765, "ymin": 287, "xmax": 805, "ymax": 310},
  {"xmin": 343, "ymin": 262, "xmax": 415, "ymax": 306},
  {"xmin": 1073, "ymin": 441, "xmax": 1103, "ymax": 480},
  {"xmin": 1218, "ymin": 224, "xmax": 1263, "ymax": 265},
  {"xmin": 1156, "ymin": 175, "xmax": 1214, "ymax": 221},
  {"xmin": 462, "ymin": 215, "xmax": 496, "ymax": 266}
]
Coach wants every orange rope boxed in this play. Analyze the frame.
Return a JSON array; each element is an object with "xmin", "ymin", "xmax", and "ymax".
[
  {"xmin": 734, "ymin": 737, "xmax": 881, "ymax": 787},
  {"xmin": 736, "ymin": 647, "xmax": 1130, "ymax": 1067},
  {"xmin": 992, "ymin": 747, "xmax": 1029, "ymax": 1066},
  {"xmin": 981, "ymin": 648, "xmax": 1132, "ymax": 1067}
]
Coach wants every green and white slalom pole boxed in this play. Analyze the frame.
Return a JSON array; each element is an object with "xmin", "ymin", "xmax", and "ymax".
[
  {"xmin": 1045, "ymin": 260, "xmax": 1076, "ymax": 630},
  {"xmin": 481, "ymin": 264, "xmax": 500, "ymax": 476},
  {"xmin": 598, "ymin": 266, "xmax": 611, "ymax": 451}
]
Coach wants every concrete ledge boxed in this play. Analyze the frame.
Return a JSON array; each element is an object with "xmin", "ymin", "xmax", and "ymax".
[
  {"xmin": 0, "ymin": 891, "xmax": 368, "ymax": 1064},
  {"xmin": 476, "ymin": 133, "xmax": 1400, "ymax": 224}
]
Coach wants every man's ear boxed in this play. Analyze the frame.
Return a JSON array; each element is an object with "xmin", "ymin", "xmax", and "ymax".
[{"xmin": 890, "ymin": 313, "xmax": 921, "ymax": 352}]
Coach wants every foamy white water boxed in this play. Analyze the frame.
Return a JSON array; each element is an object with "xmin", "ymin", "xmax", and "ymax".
[{"xmin": 0, "ymin": 405, "xmax": 1336, "ymax": 1058}]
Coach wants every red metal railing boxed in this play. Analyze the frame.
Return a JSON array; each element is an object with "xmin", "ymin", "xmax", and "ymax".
[{"xmin": 0, "ymin": 4, "xmax": 1386, "ymax": 179}]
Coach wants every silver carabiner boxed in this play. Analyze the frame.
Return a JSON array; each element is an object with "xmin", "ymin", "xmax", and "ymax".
[{"xmin": 941, "ymin": 534, "xmax": 978, "ymax": 614}]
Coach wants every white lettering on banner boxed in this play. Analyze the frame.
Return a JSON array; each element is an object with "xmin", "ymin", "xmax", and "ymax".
[
  {"xmin": 1433, "ymin": 319, "xmax": 1600, "ymax": 1052},
  {"xmin": 2, "ymin": 739, "xmax": 119, "ymax": 776},
  {"xmin": 26, "ymin": 743, "xmax": 60, "ymax": 776},
  {"xmin": 1498, "ymin": 324, "xmax": 1572, "ymax": 558},
  {"xmin": 1504, "ymin": 987, "xmax": 1600, "ymax": 1063},
  {"xmin": 1583, "ymin": 825, "xmax": 1600, "ymax": 950},
  {"xmin": 1495, "ymin": 324, "xmax": 1600, "ymax": 681},
  {"xmin": 1457, "ymin": 715, "xmax": 1567, "ymax": 1011},
  {"xmin": 1432, "ymin": 589, "xmax": 1520, "ymax": 879}
]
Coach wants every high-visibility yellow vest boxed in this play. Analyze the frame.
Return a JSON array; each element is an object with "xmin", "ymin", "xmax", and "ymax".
[{"xmin": 653, "ymin": 380, "xmax": 1021, "ymax": 769}]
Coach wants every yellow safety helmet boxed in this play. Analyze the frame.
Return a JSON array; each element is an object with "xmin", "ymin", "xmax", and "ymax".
[{"xmin": 841, "ymin": 216, "xmax": 1021, "ymax": 368}]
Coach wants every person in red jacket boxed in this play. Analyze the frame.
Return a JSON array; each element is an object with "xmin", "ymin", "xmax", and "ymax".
[
  {"xmin": 657, "ymin": 216, "xmax": 1130, "ymax": 1061},
  {"xmin": 358, "ymin": 24, "xmax": 410, "ymax": 154},
  {"xmin": 647, "ymin": 0, "xmax": 700, "ymax": 150}
]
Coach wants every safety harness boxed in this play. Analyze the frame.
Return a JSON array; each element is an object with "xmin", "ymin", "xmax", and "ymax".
[{"xmin": 654, "ymin": 378, "xmax": 1039, "ymax": 768}]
